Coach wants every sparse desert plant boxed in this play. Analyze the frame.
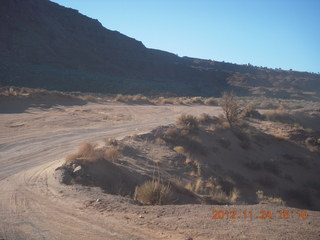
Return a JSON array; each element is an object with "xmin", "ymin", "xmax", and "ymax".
[
  {"xmin": 264, "ymin": 110, "xmax": 295, "ymax": 124},
  {"xmin": 77, "ymin": 142, "xmax": 96, "ymax": 158},
  {"xmin": 204, "ymin": 97, "xmax": 217, "ymax": 106},
  {"xmin": 220, "ymin": 91, "xmax": 242, "ymax": 127},
  {"xmin": 65, "ymin": 153, "xmax": 80, "ymax": 164},
  {"xmin": 134, "ymin": 180, "xmax": 172, "ymax": 205},
  {"xmin": 256, "ymin": 190, "xmax": 285, "ymax": 205},
  {"xmin": 114, "ymin": 94, "xmax": 128, "ymax": 102},
  {"xmin": 241, "ymin": 104, "xmax": 264, "ymax": 120},
  {"xmin": 184, "ymin": 157, "xmax": 192, "ymax": 165},
  {"xmin": 70, "ymin": 142, "xmax": 103, "ymax": 163},
  {"xmin": 198, "ymin": 113, "xmax": 220, "ymax": 125},
  {"xmin": 198, "ymin": 113, "xmax": 211, "ymax": 124},
  {"xmin": 104, "ymin": 137, "xmax": 118, "ymax": 146},
  {"xmin": 185, "ymin": 178, "xmax": 204, "ymax": 193},
  {"xmin": 162, "ymin": 127, "xmax": 181, "ymax": 142},
  {"xmin": 104, "ymin": 147, "xmax": 119, "ymax": 162},
  {"xmin": 305, "ymin": 137, "xmax": 320, "ymax": 152},
  {"xmin": 173, "ymin": 146, "xmax": 185, "ymax": 155},
  {"xmin": 176, "ymin": 114, "xmax": 199, "ymax": 131},
  {"xmin": 65, "ymin": 142, "xmax": 120, "ymax": 164},
  {"xmin": 154, "ymin": 138, "xmax": 167, "ymax": 145},
  {"xmin": 194, "ymin": 178, "xmax": 204, "ymax": 193},
  {"xmin": 210, "ymin": 188, "xmax": 239, "ymax": 204}
]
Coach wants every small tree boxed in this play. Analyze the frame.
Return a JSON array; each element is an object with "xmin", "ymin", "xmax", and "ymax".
[{"xmin": 220, "ymin": 91, "xmax": 241, "ymax": 127}]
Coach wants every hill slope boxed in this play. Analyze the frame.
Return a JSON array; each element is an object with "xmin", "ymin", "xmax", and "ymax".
[{"xmin": 0, "ymin": 0, "xmax": 319, "ymax": 98}]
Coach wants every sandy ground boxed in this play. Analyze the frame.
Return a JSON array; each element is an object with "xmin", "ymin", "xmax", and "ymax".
[{"xmin": 0, "ymin": 102, "xmax": 319, "ymax": 240}]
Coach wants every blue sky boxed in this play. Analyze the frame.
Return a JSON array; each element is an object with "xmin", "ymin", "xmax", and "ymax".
[{"xmin": 51, "ymin": 0, "xmax": 320, "ymax": 73}]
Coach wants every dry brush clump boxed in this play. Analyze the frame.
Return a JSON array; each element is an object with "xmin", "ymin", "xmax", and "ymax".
[
  {"xmin": 264, "ymin": 109, "xmax": 295, "ymax": 124},
  {"xmin": 220, "ymin": 91, "xmax": 242, "ymax": 127},
  {"xmin": 134, "ymin": 180, "xmax": 173, "ymax": 205},
  {"xmin": 176, "ymin": 114, "xmax": 199, "ymax": 132},
  {"xmin": 241, "ymin": 104, "xmax": 265, "ymax": 120},
  {"xmin": 198, "ymin": 113, "xmax": 220, "ymax": 125},
  {"xmin": 114, "ymin": 94, "xmax": 151, "ymax": 104},
  {"xmin": 65, "ymin": 142, "xmax": 120, "ymax": 165},
  {"xmin": 185, "ymin": 178, "xmax": 239, "ymax": 204},
  {"xmin": 256, "ymin": 190, "xmax": 285, "ymax": 205}
]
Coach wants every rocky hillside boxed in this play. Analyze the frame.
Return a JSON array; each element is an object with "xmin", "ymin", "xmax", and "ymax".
[{"xmin": 0, "ymin": 0, "xmax": 319, "ymax": 98}]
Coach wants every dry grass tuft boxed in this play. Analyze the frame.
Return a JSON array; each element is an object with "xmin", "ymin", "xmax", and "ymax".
[
  {"xmin": 162, "ymin": 127, "xmax": 181, "ymax": 142},
  {"xmin": 173, "ymin": 146, "xmax": 185, "ymax": 155},
  {"xmin": 204, "ymin": 97, "xmax": 217, "ymax": 105},
  {"xmin": 104, "ymin": 137, "xmax": 118, "ymax": 146},
  {"xmin": 65, "ymin": 153, "xmax": 80, "ymax": 164},
  {"xmin": 185, "ymin": 177, "xmax": 239, "ymax": 204},
  {"xmin": 176, "ymin": 114, "xmax": 199, "ymax": 131},
  {"xmin": 76, "ymin": 142, "xmax": 101, "ymax": 162},
  {"xmin": 154, "ymin": 138, "xmax": 167, "ymax": 145},
  {"xmin": 65, "ymin": 142, "xmax": 120, "ymax": 164},
  {"xmin": 241, "ymin": 104, "xmax": 265, "ymax": 120},
  {"xmin": 256, "ymin": 190, "xmax": 285, "ymax": 205},
  {"xmin": 134, "ymin": 180, "xmax": 172, "ymax": 205},
  {"xmin": 264, "ymin": 110, "xmax": 295, "ymax": 124},
  {"xmin": 104, "ymin": 147, "xmax": 119, "ymax": 162},
  {"xmin": 198, "ymin": 113, "xmax": 220, "ymax": 125}
]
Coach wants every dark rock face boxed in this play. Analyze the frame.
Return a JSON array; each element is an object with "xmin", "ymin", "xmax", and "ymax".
[{"xmin": 0, "ymin": 0, "xmax": 319, "ymax": 97}]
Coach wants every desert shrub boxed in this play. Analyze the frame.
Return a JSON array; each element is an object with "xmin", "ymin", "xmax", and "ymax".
[
  {"xmin": 256, "ymin": 190, "xmax": 285, "ymax": 205},
  {"xmin": 241, "ymin": 104, "xmax": 265, "ymax": 120},
  {"xmin": 154, "ymin": 138, "xmax": 167, "ymax": 145},
  {"xmin": 185, "ymin": 178, "xmax": 204, "ymax": 193},
  {"xmin": 134, "ymin": 180, "xmax": 172, "ymax": 205},
  {"xmin": 258, "ymin": 101, "xmax": 278, "ymax": 109},
  {"xmin": 65, "ymin": 142, "xmax": 120, "ymax": 164},
  {"xmin": 211, "ymin": 188, "xmax": 239, "ymax": 204},
  {"xmin": 189, "ymin": 96, "xmax": 203, "ymax": 104},
  {"xmin": 162, "ymin": 127, "xmax": 181, "ymax": 142},
  {"xmin": 131, "ymin": 94, "xmax": 148, "ymax": 102},
  {"xmin": 204, "ymin": 97, "xmax": 217, "ymax": 106},
  {"xmin": 104, "ymin": 147, "xmax": 119, "ymax": 162},
  {"xmin": 81, "ymin": 95, "xmax": 99, "ymax": 102},
  {"xmin": 198, "ymin": 113, "xmax": 220, "ymax": 125},
  {"xmin": 264, "ymin": 110, "xmax": 295, "ymax": 124},
  {"xmin": 65, "ymin": 153, "xmax": 79, "ymax": 164},
  {"xmin": 67, "ymin": 142, "xmax": 102, "ymax": 163},
  {"xmin": 154, "ymin": 97, "xmax": 175, "ymax": 104},
  {"xmin": 104, "ymin": 137, "xmax": 118, "ymax": 146},
  {"xmin": 114, "ymin": 94, "xmax": 128, "ymax": 102},
  {"xmin": 305, "ymin": 137, "xmax": 317, "ymax": 145},
  {"xmin": 198, "ymin": 113, "xmax": 211, "ymax": 124},
  {"xmin": 220, "ymin": 91, "xmax": 242, "ymax": 127},
  {"xmin": 173, "ymin": 146, "xmax": 185, "ymax": 155},
  {"xmin": 176, "ymin": 114, "xmax": 199, "ymax": 131}
]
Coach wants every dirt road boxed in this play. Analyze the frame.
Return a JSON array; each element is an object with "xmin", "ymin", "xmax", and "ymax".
[{"xmin": 0, "ymin": 102, "xmax": 319, "ymax": 239}]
